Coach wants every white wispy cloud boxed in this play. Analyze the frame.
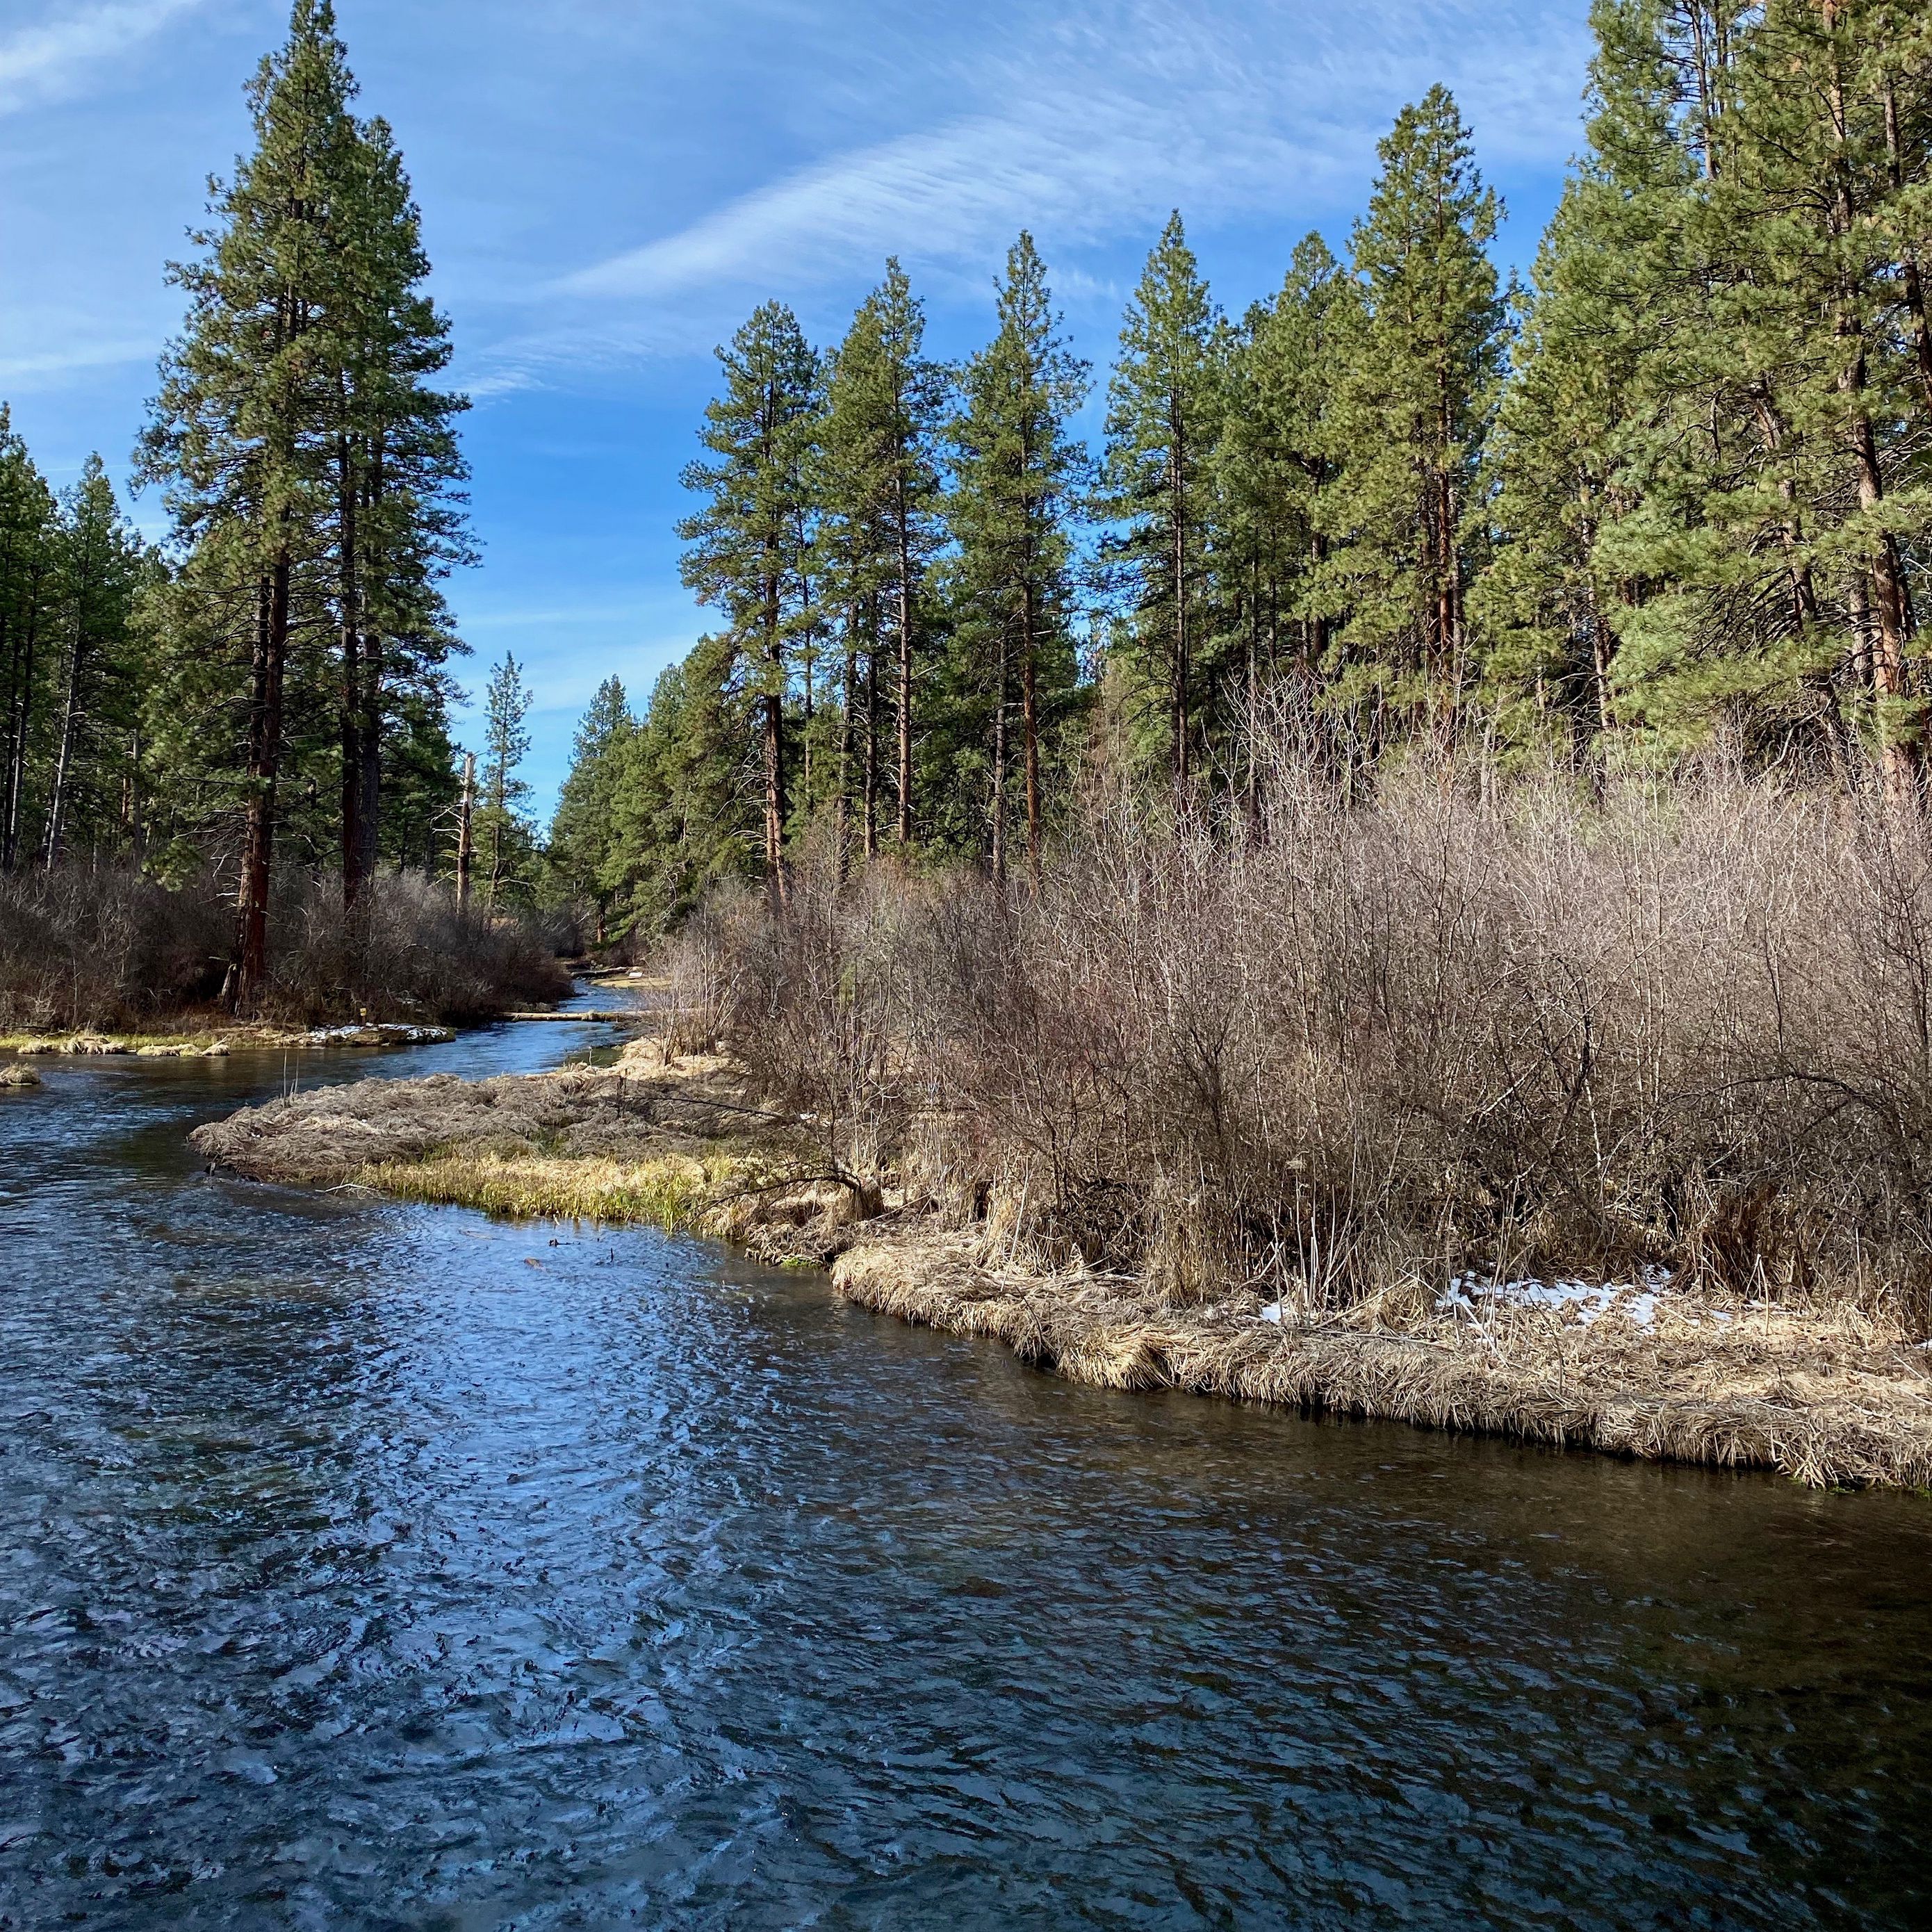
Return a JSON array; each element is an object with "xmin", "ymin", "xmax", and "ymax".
[
  {"xmin": 0, "ymin": 336, "xmax": 157, "ymax": 386},
  {"xmin": 509, "ymin": 0, "xmax": 1587, "ymax": 384},
  {"xmin": 0, "ymin": 0, "xmax": 210, "ymax": 116}
]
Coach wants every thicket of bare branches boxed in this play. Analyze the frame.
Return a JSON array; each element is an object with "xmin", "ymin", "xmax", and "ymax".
[
  {"xmin": 671, "ymin": 754, "xmax": 1932, "ymax": 1334},
  {"xmin": 0, "ymin": 867, "xmax": 568, "ymax": 1031}
]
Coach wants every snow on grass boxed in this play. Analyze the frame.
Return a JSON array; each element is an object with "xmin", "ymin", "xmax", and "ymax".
[
  {"xmin": 1254, "ymin": 1268, "xmax": 1739, "ymax": 1330},
  {"xmin": 1439, "ymin": 1268, "xmax": 1733, "ymax": 1329}
]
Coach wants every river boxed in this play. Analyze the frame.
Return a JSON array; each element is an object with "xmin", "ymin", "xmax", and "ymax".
[{"xmin": 2, "ymin": 1003, "xmax": 1929, "ymax": 1929}]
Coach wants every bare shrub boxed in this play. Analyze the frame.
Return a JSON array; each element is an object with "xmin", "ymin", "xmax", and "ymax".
[
  {"xmin": 683, "ymin": 749, "xmax": 1932, "ymax": 1334},
  {"xmin": 0, "ymin": 865, "xmax": 568, "ymax": 1029}
]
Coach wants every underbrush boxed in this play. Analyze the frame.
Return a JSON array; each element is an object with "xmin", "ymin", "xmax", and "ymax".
[
  {"xmin": 669, "ymin": 755, "xmax": 1932, "ymax": 1337},
  {"xmin": 0, "ymin": 866, "xmax": 569, "ymax": 1030}
]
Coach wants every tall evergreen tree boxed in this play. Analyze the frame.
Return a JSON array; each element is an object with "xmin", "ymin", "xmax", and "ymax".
[
  {"xmin": 678, "ymin": 302, "xmax": 821, "ymax": 895},
  {"xmin": 329, "ymin": 110, "xmax": 471, "ymax": 904},
  {"xmin": 477, "ymin": 649, "xmax": 533, "ymax": 911},
  {"xmin": 817, "ymin": 262, "xmax": 945, "ymax": 851},
  {"xmin": 549, "ymin": 674, "xmax": 635, "ymax": 940},
  {"xmin": 1212, "ymin": 232, "xmax": 1347, "ymax": 799},
  {"xmin": 945, "ymin": 233, "xmax": 1089, "ymax": 880},
  {"xmin": 1102, "ymin": 213, "xmax": 1225, "ymax": 790},
  {"xmin": 140, "ymin": 0, "xmax": 359, "ymax": 1006},
  {"xmin": 0, "ymin": 409, "xmax": 59, "ymax": 871},
  {"xmin": 42, "ymin": 458, "xmax": 152, "ymax": 867},
  {"xmin": 1320, "ymin": 88, "xmax": 1509, "ymax": 735}
]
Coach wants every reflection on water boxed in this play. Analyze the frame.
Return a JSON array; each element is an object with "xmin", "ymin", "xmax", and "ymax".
[{"xmin": 1, "ymin": 1008, "xmax": 1930, "ymax": 1929}]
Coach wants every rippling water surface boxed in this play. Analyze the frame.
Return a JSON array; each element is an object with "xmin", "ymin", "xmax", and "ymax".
[{"xmin": 2, "ymin": 1004, "xmax": 1931, "ymax": 1929}]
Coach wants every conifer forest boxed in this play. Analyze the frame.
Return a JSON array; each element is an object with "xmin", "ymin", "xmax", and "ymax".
[{"xmin": 0, "ymin": 0, "xmax": 1926, "ymax": 1002}]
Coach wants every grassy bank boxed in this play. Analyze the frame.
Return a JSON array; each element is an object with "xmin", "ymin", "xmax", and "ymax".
[
  {"xmin": 0, "ymin": 1020, "xmax": 462, "ymax": 1058},
  {"xmin": 189, "ymin": 1032, "xmax": 1932, "ymax": 1489}
]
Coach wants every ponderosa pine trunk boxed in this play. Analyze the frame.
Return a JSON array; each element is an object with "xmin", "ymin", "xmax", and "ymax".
[
  {"xmin": 1884, "ymin": 76, "xmax": 1932, "ymax": 416},
  {"xmin": 1822, "ymin": 2, "xmax": 1917, "ymax": 799},
  {"xmin": 338, "ymin": 427, "xmax": 363, "ymax": 907},
  {"xmin": 991, "ymin": 619, "xmax": 1010, "ymax": 889},
  {"xmin": 1021, "ymin": 575, "xmax": 1041, "ymax": 883},
  {"xmin": 837, "ymin": 616, "xmax": 856, "ymax": 878},
  {"xmin": 2, "ymin": 539, "xmax": 48, "ymax": 871},
  {"xmin": 863, "ymin": 628, "xmax": 879, "ymax": 861},
  {"xmin": 760, "ymin": 566, "xmax": 787, "ymax": 901},
  {"xmin": 894, "ymin": 475, "xmax": 914, "ymax": 845},
  {"xmin": 1170, "ymin": 406, "xmax": 1189, "ymax": 793},
  {"xmin": 236, "ymin": 555, "xmax": 291, "ymax": 1010},
  {"xmin": 42, "ymin": 623, "xmax": 83, "ymax": 870}
]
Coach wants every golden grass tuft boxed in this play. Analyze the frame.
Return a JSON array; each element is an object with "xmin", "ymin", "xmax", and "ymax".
[{"xmin": 353, "ymin": 1148, "xmax": 764, "ymax": 1234}]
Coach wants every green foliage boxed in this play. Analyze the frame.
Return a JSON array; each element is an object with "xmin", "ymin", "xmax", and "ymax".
[
  {"xmin": 478, "ymin": 650, "xmax": 534, "ymax": 908},
  {"xmin": 546, "ymin": 676, "xmax": 635, "ymax": 933},
  {"xmin": 1319, "ymin": 86, "xmax": 1509, "ymax": 727},
  {"xmin": 678, "ymin": 302, "xmax": 821, "ymax": 885},
  {"xmin": 1101, "ymin": 213, "xmax": 1227, "ymax": 787},
  {"xmin": 126, "ymin": 0, "xmax": 473, "ymax": 990},
  {"xmin": 940, "ymin": 234, "xmax": 1090, "ymax": 871}
]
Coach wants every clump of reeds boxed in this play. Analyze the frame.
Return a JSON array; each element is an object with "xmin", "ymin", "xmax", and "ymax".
[{"xmin": 669, "ymin": 742, "xmax": 1932, "ymax": 1340}]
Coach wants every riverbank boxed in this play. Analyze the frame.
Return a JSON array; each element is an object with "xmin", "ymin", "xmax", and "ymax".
[
  {"xmin": 0, "ymin": 1020, "xmax": 458, "ymax": 1058},
  {"xmin": 188, "ymin": 1043, "xmax": 1932, "ymax": 1490}
]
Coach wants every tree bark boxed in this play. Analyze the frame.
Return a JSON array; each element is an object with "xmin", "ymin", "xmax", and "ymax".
[
  {"xmin": 2, "ymin": 539, "xmax": 49, "ymax": 871},
  {"xmin": 1170, "ymin": 404, "xmax": 1189, "ymax": 794},
  {"xmin": 991, "ymin": 619, "xmax": 1010, "ymax": 890},
  {"xmin": 862, "ymin": 624, "xmax": 879, "ymax": 861},
  {"xmin": 837, "ymin": 614, "xmax": 856, "ymax": 879},
  {"xmin": 455, "ymin": 750, "xmax": 475, "ymax": 909},
  {"xmin": 1021, "ymin": 574, "xmax": 1042, "ymax": 884},
  {"xmin": 42, "ymin": 505, "xmax": 102, "ymax": 871},
  {"xmin": 42, "ymin": 623, "xmax": 83, "ymax": 871},
  {"xmin": 894, "ymin": 475, "xmax": 915, "ymax": 846},
  {"xmin": 236, "ymin": 557, "xmax": 291, "ymax": 1011},
  {"xmin": 338, "ymin": 429, "xmax": 363, "ymax": 908},
  {"xmin": 1824, "ymin": 3, "xmax": 1917, "ymax": 799},
  {"xmin": 1884, "ymin": 75, "xmax": 1932, "ymax": 416}
]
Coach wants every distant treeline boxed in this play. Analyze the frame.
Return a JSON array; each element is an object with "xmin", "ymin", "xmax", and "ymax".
[{"xmin": 550, "ymin": 0, "xmax": 1932, "ymax": 938}]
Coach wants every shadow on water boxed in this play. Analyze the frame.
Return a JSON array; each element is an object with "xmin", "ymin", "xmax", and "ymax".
[{"xmin": 1, "ymin": 997, "xmax": 1929, "ymax": 1929}]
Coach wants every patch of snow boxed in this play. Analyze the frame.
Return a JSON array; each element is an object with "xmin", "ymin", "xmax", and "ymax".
[
  {"xmin": 1441, "ymin": 1266, "xmax": 1681, "ymax": 1329},
  {"xmin": 1259, "ymin": 1302, "xmax": 1284, "ymax": 1325}
]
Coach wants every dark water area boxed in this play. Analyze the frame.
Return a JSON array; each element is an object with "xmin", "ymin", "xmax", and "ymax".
[{"xmin": 2, "ymin": 1002, "xmax": 1930, "ymax": 1929}]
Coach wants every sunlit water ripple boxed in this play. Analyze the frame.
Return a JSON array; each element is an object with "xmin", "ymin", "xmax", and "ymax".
[{"xmin": 1, "ymin": 999, "xmax": 1929, "ymax": 1928}]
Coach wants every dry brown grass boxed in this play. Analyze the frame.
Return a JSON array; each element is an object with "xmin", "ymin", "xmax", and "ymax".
[{"xmin": 829, "ymin": 1236, "xmax": 1932, "ymax": 1490}]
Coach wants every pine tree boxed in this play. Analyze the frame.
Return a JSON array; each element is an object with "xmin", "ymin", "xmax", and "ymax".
[
  {"xmin": 678, "ymin": 302, "xmax": 821, "ymax": 894},
  {"xmin": 42, "ymin": 458, "xmax": 152, "ymax": 867},
  {"xmin": 1212, "ymin": 232, "xmax": 1347, "ymax": 799},
  {"xmin": 0, "ymin": 409, "xmax": 58, "ymax": 871},
  {"xmin": 602, "ymin": 637, "xmax": 758, "ymax": 931},
  {"xmin": 139, "ymin": 0, "xmax": 360, "ymax": 1005},
  {"xmin": 817, "ymin": 262, "xmax": 945, "ymax": 852},
  {"xmin": 477, "ymin": 650, "xmax": 532, "ymax": 911},
  {"xmin": 1320, "ymin": 88, "xmax": 1509, "ymax": 737},
  {"xmin": 945, "ymin": 233, "xmax": 1088, "ymax": 879},
  {"xmin": 1102, "ymin": 213, "xmax": 1225, "ymax": 790},
  {"xmin": 329, "ymin": 109, "xmax": 470, "ymax": 905},
  {"xmin": 549, "ymin": 675, "xmax": 635, "ymax": 940}
]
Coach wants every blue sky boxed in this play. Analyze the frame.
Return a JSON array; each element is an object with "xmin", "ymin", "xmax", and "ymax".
[{"xmin": 2, "ymin": 0, "xmax": 1596, "ymax": 817}]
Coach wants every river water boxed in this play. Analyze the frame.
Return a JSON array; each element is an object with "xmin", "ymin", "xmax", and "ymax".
[{"xmin": 2, "ymin": 1006, "xmax": 1930, "ymax": 1930}]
